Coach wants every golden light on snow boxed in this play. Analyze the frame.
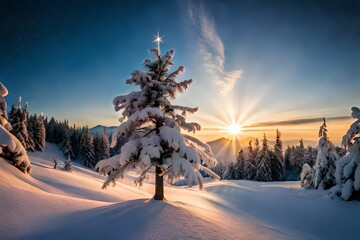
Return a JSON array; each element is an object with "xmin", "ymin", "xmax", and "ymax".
[{"xmin": 227, "ymin": 124, "xmax": 241, "ymax": 135}]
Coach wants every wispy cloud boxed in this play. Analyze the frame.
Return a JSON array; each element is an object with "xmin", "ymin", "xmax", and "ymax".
[
  {"xmin": 245, "ymin": 116, "xmax": 352, "ymax": 128},
  {"xmin": 186, "ymin": 1, "xmax": 243, "ymax": 96}
]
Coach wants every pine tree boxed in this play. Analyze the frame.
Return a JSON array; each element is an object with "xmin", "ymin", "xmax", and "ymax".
[
  {"xmin": 284, "ymin": 145, "xmax": 292, "ymax": 180},
  {"xmin": 313, "ymin": 118, "xmax": 338, "ymax": 189},
  {"xmin": 93, "ymin": 133, "xmax": 101, "ymax": 163},
  {"xmin": 254, "ymin": 134, "xmax": 272, "ymax": 182},
  {"xmin": 243, "ymin": 141, "xmax": 256, "ymax": 180},
  {"xmin": 96, "ymin": 127, "xmax": 110, "ymax": 162},
  {"xmin": 301, "ymin": 118, "xmax": 338, "ymax": 189},
  {"xmin": 34, "ymin": 113, "xmax": 46, "ymax": 151},
  {"xmin": 62, "ymin": 127, "xmax": 74, "ymax": 159},
  {"xmin": 80, "ymin": 127, "xmax": 95, "ymax": 169},
  {"xmin": 271, "ymin": 129, "xmax": 284, "ymax": 181},
  {"xmin": 45, "ymin": 117, "xmax": 56, "ymax": 142},
  {"xmin": 23, "ymin": 102, "xmax": 35, "ymax": 152},
  {"xmin": 288, "ymin": 139, "xmax": 306, "ymax": 180},
  {"xmin": 95, "ymin": 41, "xmax": 218, "ymax": 200},
  {"xmin": 70, "ymin": 124, "xmax": 81, "ymax": 159},
  {"xmin": 234, "ymin": 148, "xmax": 245, "ymax": 179},
  {"xmin": 247, "ymin": 140, "xmax": 256, "ymax": 164},
  {"xmin": 10, "ymin": 97, "xmax": 32, "ymax": 151},
  {"xmin": 223, "ymin": 162, "xmax": 236, "ymax": 180},
  {"xmin": 254, "ymin": 138, "xmax": 260, "ymax": 156},
  {"xmin": 0, "ymin": 83, "xmax": 31, "ymax": 173},
  {"xmin": 331, "ymin": 107, "xmax": 360, "ymax": 200}
]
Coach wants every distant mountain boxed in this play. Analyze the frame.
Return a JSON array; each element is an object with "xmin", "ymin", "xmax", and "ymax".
[
  {"xmin": 89, "ymin": 125, "xmax": 118, "ymax": 135},
  {"xmin": 207, "ymin": 137, "xmax": 241, "ymax": 165}
]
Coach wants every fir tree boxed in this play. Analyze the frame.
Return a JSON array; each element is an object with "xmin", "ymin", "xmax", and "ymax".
[
  {"xmin": 93, "ymin": 133, "xmax": 101, "ymax": 163},
  {"xmin": 254, "ymin": 134, "xmax": 272, "ymax": 182},
  {"xmin": 331, "ymin": 107, "xmax": 360, "ymax": 200},
  {"xmin": 0, "ymin": 83, "xmax": 31, "ymax": 173},
  {"xmin": 284, "ymin": 145, "xmax": 292, "ymax": 180},
  {"xmin": 23, "ymin": 102, "xmax": 35, "ymax": 152},
  {"xmin": 243, "ymin": 160, "xmax": 256, "ymax": 180},
  {"xmin": 223, "ymin": 162, "xmax": 236, "ymax": 180},
  {"xmin": 80, "ymin": 127, "xmax": 95, "ymax": 169},
  {"xmin": 301, "ymin": 118, "xmax": 338, "ymax": 189},
  {"xmin": 34, "ymin": 113, "xmax": 46, "ymax": 151},
  {"xmin": 313, "ymin": 118, "xmax": 338, "ymax": 189},
  {"xmin": 95, "ymin": 40, "xmax": 218, "ymax": 200},
  {"xmin": 234, "ymin": 148, "xmax": 245, "ymax": 179},
  {"xmin": 271, "ymin": 129, "xmax": 284, "ymax": 181},
  {"xmin": 97, "ymin": 127, "xmax": 110, "ymax": 161},
  {"xmin": 254, "ymin": 138, "xmax": 260, "ymax": 156},
  {"xmin": 10, "ymin": 97, "xmax": 33, "ymax": 151},
  {"xmin": 62, "ymin": 127, "xmax": 74, "ymax": 159},
  {"xmin": 70, "ymin": 124, "xmax": 81, "ymax": 159}
]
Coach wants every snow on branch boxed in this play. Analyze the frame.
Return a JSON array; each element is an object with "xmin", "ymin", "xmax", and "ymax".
[
  {"xmin": 175, "ymin": 114, "xmax": 201, "ymax": 133},
  {"xmin": 111, "ymin": 107, "xmax": 164, "ymax": 148}
]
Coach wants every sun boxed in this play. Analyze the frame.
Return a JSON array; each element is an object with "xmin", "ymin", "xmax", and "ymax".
[{"xmin": 227, "ymin": 124, "xmax": 242, "ymax": 135}]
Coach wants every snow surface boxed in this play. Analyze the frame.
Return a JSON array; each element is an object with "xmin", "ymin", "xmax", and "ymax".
[{"xmin": 1, "ymin": 143, "xmax": 360, "ymax": 240}]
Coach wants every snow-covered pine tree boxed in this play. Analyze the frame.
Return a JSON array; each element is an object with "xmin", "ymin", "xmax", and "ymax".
[
  {"xmin": 211, "ymin": 162, "xmax": 226, "ymax": 180},
  {"xmin": 331, "ymin": 107, "xmax": 360, "ymax": 200},
  {"xmin": 61, "ymin": 127, "xmax": 74, "ymax": 159},
  {"xmin": 271, "ymin": 129, "xmax": 284, "ymax": 181},
  {"xmin": 0, "ymin": 83, "xmax": 31, "ymax": 173},
  {"xmin": 10, "ymin": 97, "xmax": 34, "ymax": 151},
  {"xmin": 312, "ymin": 118, "xmax": 338, "ymax": 189},
  {"xmin": 254, "ymin": 134, "xmax": 272, "ymax": 182},
  {"xmin": 0, "ymin": 83, "xmax": 12, "ymax": 131},
  {"xmin": 301, "ymin": 118, "xmax": 338, "ymax": 189},
  {"xmin": 95, "ymin": 41, "xmax": 218, "ymax": 200},
  {"xmin": 243, "ymin": 140, "xmax": 256, "ymax": 180},
  {"xmin": 284, "ymin": 145, "xmax": 292, "ymax": 180},
  {"xmin": 223, "ymin": 161, "xmax": 236, "ymax": 180},
  {"xmin": 80, "ymin": 127, "xmax": 95, "ymax": 169},
  {"xmin": 254, "ymin": 138, "xmax": 260, "ymax": 156},
  {"xmin": 23, "ymin": 102, "xmax": 35, "ymax": 152},
  {"xmin": 34, "ymin": 113, "xmax": 46, "ymax": 151},
  {"xmin": 234, "ymin": 148, "xmax": 245, "ymax": 179}
]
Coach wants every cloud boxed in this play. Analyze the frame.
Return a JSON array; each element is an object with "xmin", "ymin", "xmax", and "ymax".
[
  {"xmin": 186, "ymin": 1, "xmax": 243, "ymax": 96},
  {"xmin": 244, "ymin": 116, "xmax": 352, "ymax": 128}
]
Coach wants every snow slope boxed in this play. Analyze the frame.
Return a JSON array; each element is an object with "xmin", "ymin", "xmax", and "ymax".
[{"xmin": 1, "ymin": 143, "xmax": 359, "ymax": 240}]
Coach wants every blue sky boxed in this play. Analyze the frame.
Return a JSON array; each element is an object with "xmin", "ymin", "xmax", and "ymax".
[{"xmin": 1, "ymin": 0, "xmax": 359, "ymax": 142}]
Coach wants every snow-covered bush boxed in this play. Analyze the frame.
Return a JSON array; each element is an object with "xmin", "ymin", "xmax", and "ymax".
[
  {"xmin": 0, "ymin": 83, "xmax": 31, "ymax": 173},
  {"xmin": 64, "ymin": 155, "xmax": 72, "ymax": 172},
  {"xmin": 331, "ymin": 107, "xmax": 360, "ymax": 200},
  {"xmin": 95, "ymin": 45, "xmax": 218, "ymax": 200}
]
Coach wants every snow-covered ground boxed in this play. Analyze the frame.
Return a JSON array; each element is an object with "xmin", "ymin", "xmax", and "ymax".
[{"xmin": 0, "ymin": 143, "xmax": 359, "ymax": 240}]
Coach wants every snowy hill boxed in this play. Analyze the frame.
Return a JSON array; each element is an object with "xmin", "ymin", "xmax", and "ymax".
[
  {"xmin": 1, "ymin": 143, "xmax": 360, "ymax": 240},
  {"xmin": 89, "ymin": 125, "xmax": 117, "ymax": 135}
]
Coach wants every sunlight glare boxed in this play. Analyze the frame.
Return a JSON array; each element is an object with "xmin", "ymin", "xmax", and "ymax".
[{"xmin": 228, "ymin": 124, "xmax": 241, "ymax": 135}]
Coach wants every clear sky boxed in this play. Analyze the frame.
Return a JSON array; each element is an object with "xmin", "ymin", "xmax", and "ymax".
[{"xmin": 1, "ymin": 0, "xmax": 359, "ymax": 145}]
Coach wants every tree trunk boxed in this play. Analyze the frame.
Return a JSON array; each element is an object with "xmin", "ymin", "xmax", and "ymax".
[{"xmin": 154, "ymin": 166, "xmax": 165, "ymax": 200}]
